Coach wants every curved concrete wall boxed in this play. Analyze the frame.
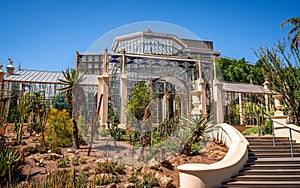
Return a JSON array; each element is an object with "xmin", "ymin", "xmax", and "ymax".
[{"xmin": 177, "ymin": 123, "xmax": 249, "ymax": 188}]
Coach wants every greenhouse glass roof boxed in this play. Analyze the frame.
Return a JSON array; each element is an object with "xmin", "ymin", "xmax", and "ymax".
[{"xmin": 4, "ymin": 70, "xmax": 98, "ymax": 86}]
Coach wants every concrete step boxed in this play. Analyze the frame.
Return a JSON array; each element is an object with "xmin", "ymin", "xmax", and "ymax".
[
  {"xmin": 245, "ymin": 136, "xmax": 289, "ymax": 140},
  {"xmin": 247, "ymin": 157, "xmax": 300, "ymax": 164},
  {"xmin": 221, "ymin": 136, "xmax": 300, "ymax": 187},
  {"xmin": 222, "ymin": 180, "xmax": 300, "ymax": 187},
  {"xmin": 244, "ymin": 163, "xmax": 300, "ymax": 169},
  {"xmin": 248, "ymin": 153, "xmax": 299, "ymax": 158},
  {"xmin": 232, "ymin": 174, "xmax": 300, "ymax": 181},
  {"xmin": 249, "ymin": 145, "xmax": 300, "ymax": 149},
  {"xmin": 248, "ymin": 147, "xmax": 300, "ymax": 152},
  {"xmin": 248, "ymin": 140, "xmax": 296, "ymax": 145},
  {"xmin": 240, "ymin": 169, "xmax": 300, "ymax": 175}
]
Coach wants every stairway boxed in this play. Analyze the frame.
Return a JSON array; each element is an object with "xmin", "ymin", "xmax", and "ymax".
[{"xmin": 221, "ymin": 136, "xmax": 300, "ymax": 187}]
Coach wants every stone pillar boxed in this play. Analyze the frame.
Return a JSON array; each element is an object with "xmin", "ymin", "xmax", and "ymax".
[
  {"xmin": 163, "ymin": 94, "xmax": 169, "ymax": 120},
  {"xmin": 263, "ymin": 81, "xmax": 271, "ymax": 113},
  {"xmin": 119, "ymin": 49, "xmax": 127, "ymax": 129},
  {"xmin": 98, "ymin": 49, "xmax": 109, "ymax": 129},
  {"xmin": 191, "ymin": 57, "xmax": 206, "ymax": 116},
  {"xmin": 6, "ymin": 58, "xmax": 14, "ymax": 77},
  {"xmin": 213, "ymin": 81, "xmax": 224, "ymax": 123},
  {"xmin": 212, "ymin": 51, "xmax": 221, "ymax": 123},
  {"xmin": 239, "ymin": 93, "xmax": 244, "ymax": 125},
  {"xmin": 272, "ymin": 94, "xmax": 287, "ymax": 136}
]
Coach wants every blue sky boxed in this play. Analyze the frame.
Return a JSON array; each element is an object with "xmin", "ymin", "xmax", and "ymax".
[{"xmin": 0, "ymin": 0, "xmax": 299, "ymax": 71}]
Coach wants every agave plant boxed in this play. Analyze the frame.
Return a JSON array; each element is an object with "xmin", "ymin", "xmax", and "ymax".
[{"xmin": 180, "ymin": 114, "xmax": 214, "ymax": 155}]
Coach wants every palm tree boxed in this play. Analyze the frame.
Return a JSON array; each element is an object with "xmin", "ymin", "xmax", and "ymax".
[
  {"xmin": 281, "ymin": 17, "xmax": 300, "ymax": 48},
  {"xmin": 59, "ymin": 68, "xmax": 84, "ymax": 149}
]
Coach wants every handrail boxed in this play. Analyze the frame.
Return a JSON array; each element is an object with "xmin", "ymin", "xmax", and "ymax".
[{"xmin": 272, "ymin": 119, "xmax": 300, "ymax": 158}]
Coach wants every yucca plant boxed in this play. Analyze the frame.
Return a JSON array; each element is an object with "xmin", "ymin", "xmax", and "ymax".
[
  {"xmin": 180, "ymin": 114, "xmax": 214, "ymax": 155},
  {"xmin": 0, "ymin": 145, "xmax": 23, "ymax": 185}
]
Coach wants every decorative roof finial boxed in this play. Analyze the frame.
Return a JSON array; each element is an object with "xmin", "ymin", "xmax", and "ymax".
[
  {"xmin": 8, "ymin": 58, "xmax": 13, "ymax": 65},
  {"xmin": 146, "ymin": 25, "xmax": 152, "ymax": 33}
]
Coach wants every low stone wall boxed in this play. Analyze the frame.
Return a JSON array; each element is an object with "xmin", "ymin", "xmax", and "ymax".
[{"xmin": 177, "ymin": 123, "xmax": 249, "ymax": 188}]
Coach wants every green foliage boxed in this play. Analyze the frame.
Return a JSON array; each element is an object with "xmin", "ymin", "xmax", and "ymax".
[
  {"xmin": 107, "ymin": 123, "xmax": 124, "ymax": 141},
  {"xmin": 99, "ymin": 130, "xmax": 109, "ymax": 137},
  {"xmin": 242, "ymin": 127, "xmax": 258, "ymax": 135},
  {"xmin": 136, "ymin": 173, "xmax": 159, "ymax": 188},
  {"xmin": 128, "ymin": 173, "xmax": 139, "ymax": 183},
  {"xmin": 281, "ymin": 17, "xmax": 300, "ymax": 48},
  {"xmin": 0, "ymin": 145, "xmax": 23, "ymax": 184},
  {"xmin": 46, "ymin": 108, "xmax": 73, "ymax": 147},
  {"xmin": 181, "ymin": 115, "xmax": 213, "ymax": 155},
  {"xmin": 191, "ymin": 141, "xmax": 203, "ymax": 154},
  {"xmin": 96, "ymin": 161, "xmax": 125, "ymax": 175},
  {"xmin": 126, "ymin": 81, "xmax": 152, "ymax": 120},
  {"xmin": 56, "ymin": 158, "xmax": 69, "ymax": 168},
  {"xmin": 58, "ymin": 68, "xmax": 85, "ymax": 149},
  {"xmin": 217, "ymin": 58, "xmax": 251, "ymax": 83},
  {"xmin": 77, "ymin": 115, "xmax": 88, "ymax": 139},
  {"xmin": 21, "ymin": 170, "xmax": 88, "ymax": 188},
  {"xmin": 249, "ymin": 60, "xmax": 267, "ymax": 85},
  {"xmin": 263, "ymin": 119, "xmax": 273, "ymax": 135},
  {"xmin": 255, "ymin": 38, "xmax": 300, "ymax": 125},
  {"xmin": 50, "ymin": 93, "xmax": 69, "ymax": 110},
  {"xmin": 14, "ymin": 93, "xmax": 33, "ymax": 143},
  {"xmin": 94, "ymin": 174, "xmax": 122, "ymax": 186}
]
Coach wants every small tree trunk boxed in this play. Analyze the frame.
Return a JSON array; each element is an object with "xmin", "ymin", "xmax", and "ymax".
[{"xmin": 73, "ymin": 119, "xmax": 79, "ymax": 149}]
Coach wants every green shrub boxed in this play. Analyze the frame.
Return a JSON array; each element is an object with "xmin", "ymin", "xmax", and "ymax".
[
  {"xmin": 0, "ymin": 146, "xmax": 23, "ymax": 184},
  {"xmin": 56, "ymin": 158, "xmax": 68, "ymax": 168},
  {"xmin": 191, "ymin": 141, "xmax": 203, "ymax": 154},
  {"xmin": 128, "ymin": 173, "xmax": 139, "ymax": 183},
  {"xmin": 242, "ymin": 127, "xmax": 258, "ymax": 135},
  {"xmin": 22, "ymin": 170, "xmax": 87, "ymax": 188},
  {"xmin": 94, "ymin": 174, "xmax": 122, "ymax": 186},
  {"xmin": 263, "ymin": 119, "xmax": 273, "ymax": 135},
  {"xmin": 136, "ymin": 173, "xmax": 159, "ymax": 188},
  {"xmin": 46, "ymin": 108, "xmax": 73, "ymax": 147},
  {"xmin": 96, "ymin": 161, "xmax": 125, "ymax": 175}
]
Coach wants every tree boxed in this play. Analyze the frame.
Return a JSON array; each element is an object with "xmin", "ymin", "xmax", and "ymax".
[
  {"xmin": 217, "ymin": 58, "xmax": 251, "ymax": 83},
  {"xmin": 281, "ymin": 17, "xmax": 300, "ymax": 49},
  {"xmin": 58, "ymin": 68, "xmax": 85, "ymax": 149},
  {"xmin": 255, "ymin": 38, "xmax": 300, "ymax": 125},
  {"xmin": 126, "ymin": 81, "xmax": 152, "ymax": 121}
]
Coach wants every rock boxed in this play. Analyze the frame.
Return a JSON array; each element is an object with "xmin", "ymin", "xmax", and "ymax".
[
  {"xmin": 96, "ymin": 158, "xmax": 106, "ymax": 163},
  {"xmin": 82, "ymin": 156, "xmax": 95, "ymax": 163},
  {"xmin": 160, "ymin": 175, "xmax": 173, "ymax": 187},
  {"xmin": 148, "ymin": 158, "xmax": 159, "ymax": 167},
  {"xmin": 88, "ymin": 174, "xmax": 96, "ymax": 182},
  {"xmin": 67, "ymin": 148, "xmax": 75, "ymax": 153},
  {"xmin": 43, "ymin": 153, "xmax": 62, "ymax": 160},
  {"xmin": 19, "ymin": 181, "xmax": 29, "ymax": 187},
  {"xmin": 124, "ymin": 183, "xmax": 135, "ymax": 188},
  {"xmin": 155, "ymin": 172, "xmax": 161, "ymax": 179},
  {"xmin": 88, "ymin": 169, "xmax": 97, "ymax": 175},
  {"xmin": 65, "ymin": 153, "xmax": 75, "ymax": 161},
  {"xmin": 80, "ymin": 165, "xmax": 91, "ymax": 172}
]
